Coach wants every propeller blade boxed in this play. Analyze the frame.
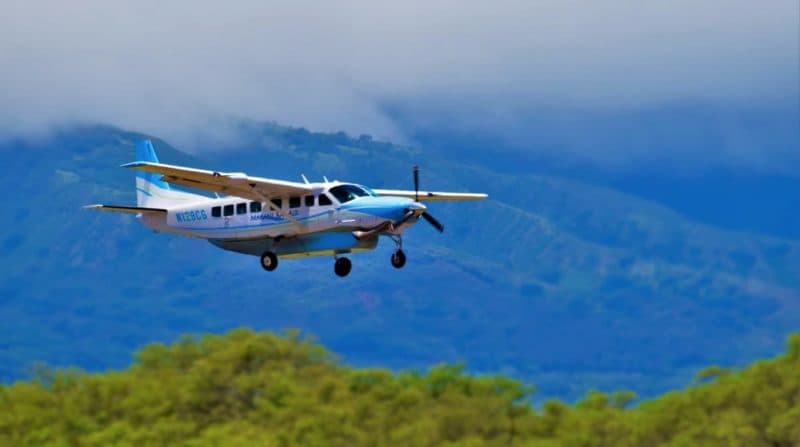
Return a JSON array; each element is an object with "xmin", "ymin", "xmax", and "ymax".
[
  {"xmin": 413, "ymin": 165, "xmax": 420, "ymax": 202},
  {"xmin": 421, "ymin": 211, "xmax": 444, "ymax": 233},
  {"xmin": 412, "ymin": 166, "xmax": 443, "ymax": 232}
]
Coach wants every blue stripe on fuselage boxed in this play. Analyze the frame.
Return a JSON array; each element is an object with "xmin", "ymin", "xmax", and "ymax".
[
  {"xmin": 338, "ymin": 196, "xmax": 414, "ymax": 220},
  {"xmin": 172, "ymin": 210, "xmax": 332, "ymax": 231},
  {"xmin": 135, "ymin": 187, "xmax": 153, "ymax": 197}
]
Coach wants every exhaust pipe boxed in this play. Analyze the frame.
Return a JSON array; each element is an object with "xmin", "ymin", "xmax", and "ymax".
[
  {"xmin": 352, "ymin": 209, "xmax": 417, "ymax": 240},
  {"xmin": 353, "ymin": 221, "xmax": 392, "ymax": 240}
]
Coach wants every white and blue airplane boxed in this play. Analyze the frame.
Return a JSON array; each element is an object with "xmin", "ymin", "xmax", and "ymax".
[{"xmin": 87, "ymin": 140, "xmax": 487, "ymax": 276}]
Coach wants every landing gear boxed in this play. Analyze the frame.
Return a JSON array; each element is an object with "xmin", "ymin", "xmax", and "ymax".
[
  {"xmin": 387, "ymin": 234, "xmax": 407, "ymax": 269},
  {"xmin": 260, "ymin": 251, "xmax": 278, "ymax": 271},
  {"xmin": 391, "ymin": 249, "xmax": 406, "ymax": 269},
  {"xmin": 334, "ymin": 257, "xmax": 352, "ymax": 277}
]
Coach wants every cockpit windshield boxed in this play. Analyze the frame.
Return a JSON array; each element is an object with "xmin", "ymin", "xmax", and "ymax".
[{"xmin": 328, "ymin": 184, "xmax": 374, "ymax": 203}]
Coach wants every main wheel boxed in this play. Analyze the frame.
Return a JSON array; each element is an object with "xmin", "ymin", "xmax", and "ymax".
[
  {"xmin": 260, "ymin": 251, "xmax": 278, "ymax": 271},
  {"xmin": 334, "ymin": 257, "xmax": 352, "ymax": 277},
  {"xmin": 391, "ymin": 249, "xmax": 406, "ymax": 269}
]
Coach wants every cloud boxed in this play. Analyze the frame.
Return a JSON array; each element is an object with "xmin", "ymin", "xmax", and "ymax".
[{"xmin": 1, "ymin": 0, "xmax": 797, "ymax": 164}]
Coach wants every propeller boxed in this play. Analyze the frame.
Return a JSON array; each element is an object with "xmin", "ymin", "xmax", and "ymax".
[
  {"xmin": 413, "ymin": 165, "xmax": 419, "ymax": 202},
  {"xmin": 421, "ymin": 211, "xmax": 444, "ymax": 232},
  {"xmin": 413, "ymin": 165, "xmax": 444, "ymax": 233}
]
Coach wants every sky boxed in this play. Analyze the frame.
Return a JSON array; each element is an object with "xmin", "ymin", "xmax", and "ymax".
[{"xmin": 2, "ymin": 1, "xmax": 798, "ymax": 168}]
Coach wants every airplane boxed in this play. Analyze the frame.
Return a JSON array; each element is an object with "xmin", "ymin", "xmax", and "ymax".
[{"xmin": 86, "ymin": 140, "xmax": 487, "ymax": 276}]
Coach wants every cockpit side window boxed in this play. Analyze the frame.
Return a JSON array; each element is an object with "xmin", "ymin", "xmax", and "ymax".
[
  {"xmin": 318, "ymin": 194, "xmax": 332, "ymax": 206},
  {"xmin": 329, "ymin": 184, "xmax": 372, "ymax": 204}
]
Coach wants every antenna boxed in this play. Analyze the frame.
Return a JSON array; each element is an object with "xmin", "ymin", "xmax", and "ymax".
[
  {"xmin": 323, "ymin": 176, "xmax": 329, "ymax": 183},
  {"xmin": 301, "ymin": 174, "xmax": 310, "ymax": 184}
]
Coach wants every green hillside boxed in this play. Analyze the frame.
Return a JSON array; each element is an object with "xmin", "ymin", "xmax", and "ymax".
[
  {"xmin": 1, "ymin": 328, "xmax": 798, "ymax": 447},
  {"xmin": 1, "ymin": 124, "xmax": 799, "ymax": 399}
]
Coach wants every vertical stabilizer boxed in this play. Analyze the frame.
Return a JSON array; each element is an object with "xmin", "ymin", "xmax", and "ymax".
[{"xmin": 134, "ymin": 140, "xmax": 201, "ymax": 208}]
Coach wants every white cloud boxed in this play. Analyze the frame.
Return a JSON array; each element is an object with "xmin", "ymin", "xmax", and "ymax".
[{"xmin": 1, "ymin": 0, "xmax": 797, "ymax": 156}]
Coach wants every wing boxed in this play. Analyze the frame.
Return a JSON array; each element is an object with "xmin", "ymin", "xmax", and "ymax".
[
  {"xmin": 84, "ymin": 204, "xmax": 167, "ymax": 215},
  {"xmin": 122, "ymin": 162, "xmax": 313, "ymax": 202},
  {"xmin": 373, "ymin": 189, "xmax": 488, "ymax": 201}
]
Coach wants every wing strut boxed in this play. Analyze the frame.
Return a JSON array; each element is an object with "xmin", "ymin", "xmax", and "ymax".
[{"xmin": 247, "ymin": 185, "xmax": 303, "ymax": 230}]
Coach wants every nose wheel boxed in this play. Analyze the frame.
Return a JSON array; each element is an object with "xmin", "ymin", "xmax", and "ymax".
[
  {"xmin": 391, "ymin": 249, "xmax": 406, "ymax": 269},
  {"xmin": 334, "ymin": 257, "xmax": 352, "ymax": 277},
  {"xmin": 387, "ymin": 234, "xmax": 407, "ymax": 269}
]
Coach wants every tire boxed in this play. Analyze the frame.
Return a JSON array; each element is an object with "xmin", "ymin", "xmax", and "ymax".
[
  {"xmin": 334, "ymin": 257, "xmax": 352, "ymax": 277},
  {"xmin": 391, "ymin": 249, "xmax": 406, "ymax": 269},
  {"xmin": 260, "ymin": 251, "xmax": 278, "ymax": 271}
]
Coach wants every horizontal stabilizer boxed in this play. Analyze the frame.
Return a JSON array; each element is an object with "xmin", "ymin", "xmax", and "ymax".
[{"xmin": 84, "ymin": 204, "xmax": 167, "ymax": 214}]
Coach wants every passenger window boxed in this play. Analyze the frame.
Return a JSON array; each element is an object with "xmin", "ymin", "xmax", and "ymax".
[
  {"xmin": 289, "ymin": 197, "xmax": 301, "ymax": 208},
  {"xmin": 236, "ymin": 203, "xmax": 247, "ymax": 215},
  {"xmin": 270, "ymin": 198, "xmax": 282, "ymax": 209},
  {"xmin": 211, "ymin": 206, "xmax": 221, "ymax": 218},
  {"xmin": 318, "ymin": 194, "xmax": 333, "ymax": 206},
  {"xmin": 250, "ymin": 202, "xmax": 262, "ymax": 213},
  {"xmin": 223, "ymin": 204, "xmax": 234, "ymax": 216},
  {"xmin": 304, "ymin": 195, "xmax": 315, "ymax": 207}
]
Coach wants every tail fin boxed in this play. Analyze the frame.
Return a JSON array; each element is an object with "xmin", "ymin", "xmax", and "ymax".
[
  {"xmin": 134, "ymin": 140, "xmax": 201, "ymax": 208},
  {"xmin": 135, "ymin": 140, "xmax": 170, "ymax": 207}
]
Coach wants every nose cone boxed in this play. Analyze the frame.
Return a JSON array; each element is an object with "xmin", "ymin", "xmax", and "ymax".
[{"xmin": 407, "ymin": 201, "xmax": 427, "ymax": 213}]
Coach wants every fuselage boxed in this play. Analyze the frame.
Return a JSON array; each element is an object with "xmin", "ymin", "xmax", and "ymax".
[{"xmin": 139, "ymin": 181, "xmax": 424, "ymax": 258}]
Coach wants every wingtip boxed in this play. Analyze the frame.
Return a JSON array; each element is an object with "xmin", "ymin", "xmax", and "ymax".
[{"xmin": 120, "ymin": 161, "xmax": 154, "ymax": 169}]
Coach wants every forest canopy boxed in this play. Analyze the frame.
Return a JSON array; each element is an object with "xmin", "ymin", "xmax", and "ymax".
[{"xmin": 1, "ymin": 328, "xmax": 798, "ymax": 447}]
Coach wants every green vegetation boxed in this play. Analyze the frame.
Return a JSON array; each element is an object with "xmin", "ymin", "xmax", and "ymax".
[{"xmin": 1, "ymin": 328, "xmax": 798, "ymax": 447}]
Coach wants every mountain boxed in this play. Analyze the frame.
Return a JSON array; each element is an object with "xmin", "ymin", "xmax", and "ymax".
[
  {"xmin": 1, "ymin": 123, "xmax": 799, "ymax": 400},
  {"xmin": 2, "ymin": 328, "xmax": 799, "ymax": 446},
  {"xmin": 385, "ymin": 101, "xmax": 800, "ymax": 240}
]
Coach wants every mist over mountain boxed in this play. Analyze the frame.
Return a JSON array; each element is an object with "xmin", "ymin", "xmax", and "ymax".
[
  {"xmin": 3, "ymin": 1, "xmax": 797, "ymax": 152},
  {"xmin": 2, "ymin": 123, "xmax": 798, "ymax": 400},
  {"xmin": 384, "ymin": 100, "xmax": 800, "ymax": 239}
]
